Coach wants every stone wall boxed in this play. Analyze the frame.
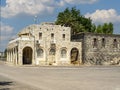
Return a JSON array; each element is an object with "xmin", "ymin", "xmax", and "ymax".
[
  {"xmin": 7, "ymin": 23, "xmax": 82, "ymax": 66},
  {"xmin": 82, "ymin": 33, "xmax": 120, "ymax": 65},
  {"xmin": 8, "ymin": 22, "xmax": 120, "ymax": 66}
]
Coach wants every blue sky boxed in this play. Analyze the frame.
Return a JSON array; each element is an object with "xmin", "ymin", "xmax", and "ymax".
[{"xmin": 0, "ymin": 0, "xmax": 120, "ymax": 52}]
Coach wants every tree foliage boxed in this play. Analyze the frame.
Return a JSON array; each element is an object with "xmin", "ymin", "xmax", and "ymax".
[
  {"xmin": 55, "ymin": 7, "xmax": 93, "ymax": 34},
  {"xmin": 95, "ymin": 23, "xmax": 113, "ymax": 34},
  {"xmin": 55, "ymin": 7, "xmax": 114, "ymax": 34}
]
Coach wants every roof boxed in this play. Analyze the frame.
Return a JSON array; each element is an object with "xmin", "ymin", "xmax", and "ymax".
[
  {"xmin": 18, "ymin": 22, "xmax": 70, "ymax": 36},
  {"xmin": 18, "ymin": 24, "xmax": 35, "ymax": 35}
]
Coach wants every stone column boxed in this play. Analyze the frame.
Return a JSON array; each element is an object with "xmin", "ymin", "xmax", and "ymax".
[
  {"xmin": 67, "ymin": 49, "xmax": 71, "ymax": 65},
  {"xmin": 14, "ymin": 48, "xmax": 16, "ymax": 65},
  {"xmin": 18, "ymin": 49, "xmax": 22, "ymax": 65},
  {"xmin": 10, "ymin": 50, "xmax": 12, "ymax": 63},
  {"xmin": 8, "ymin": 51, "xmax": 10, "ymax": 62},
  {"xmin": 12, "ymin": 49, "xmax": 14, "ymax": 64},
  {"xmin": 15, "ymin": 47, "xmax": 18, "ymax": 65},
  {"xmin": 12, "ymin": 48, "xmax": 14, "ymax": 64},
  {"xmin": 8, "ymin": 51, "xmax": 10, "ymax": 63},
  {"xmin": 7, "ymin": 50, "xmax": 9, "ymax": 62}
]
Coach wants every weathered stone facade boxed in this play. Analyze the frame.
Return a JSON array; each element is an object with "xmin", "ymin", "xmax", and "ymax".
[
  {"xmin": 7, "ymin": 22, "xmax": 120, "ymax": 66},
  {"xmin": 7, "ymin": 23, "xmax": 82, "ymax": 66},
  {"xmin": 72, "ymin": 33, "xmax": 120, "ymax": 65}
]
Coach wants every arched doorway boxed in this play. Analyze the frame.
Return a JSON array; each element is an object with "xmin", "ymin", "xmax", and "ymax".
[
  {"xmin": 23, "ymin": 47, "xmax": 32, "ymax": 65},
  {"xmin": 49, "ymin": 48, "xmax": 56, "ymax": 65},
  {"xmin": 70, "ymin": 48, "xmax": 79, "ymax": 64}
]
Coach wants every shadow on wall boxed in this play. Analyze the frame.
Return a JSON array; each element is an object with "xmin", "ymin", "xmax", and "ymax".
[{"xmin": 0, "ymin": 81, "xmax": 13, "ymax": 90}]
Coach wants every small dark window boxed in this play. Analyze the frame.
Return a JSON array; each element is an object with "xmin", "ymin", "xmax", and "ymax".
[
  {"xmin": 62, "ymin": 34, "xmax": 65, "ymax": 40},
  {"xmin": 51, "ymin": 33, "xmax": 54, "ymax": 39},
  {"xmin": 93, "ymin": 38, "xmax": 97, "ymax": 48},
  {"xmin": 102, "ymin": 38, "xmax": 105, "ymax": 47},
  {"xmin": 39, "ymin": 33, "xmax": 42, "ymax": 40},
  {"xmin": 113, "ymin": 39, "xmax": 118, "ymax": 48}
]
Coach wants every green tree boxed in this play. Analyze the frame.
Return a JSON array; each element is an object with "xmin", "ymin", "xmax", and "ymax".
[
  {"xmin": 56, "ymin": 8, "xmax": 72, "ymax": 27},
  {"xmin": 55, "ymin": 7, "xmax": 93, "ymax": 35},
  {"xmin": 108, "ymin": 22, "xmax": 113, "ymax": 34},
  {"xmin": 95, "ymin": 23, "xmax": 113, "ymax": 34},
  {"xmin": 4, "ymin": 49, "xmax": 7, "ymax": 58},
  {"xmin": 102, "ymin": 23, "xmax": 108, "ymax": 34},
  {"xmin": 96, "ymin": 25, "xmax": 102, "ymax": 33},
  {"xmin": 91, "ymin": 24, "xmax": 96, "ymax": 33},
  {"xmin": 56, "ymin": 7, "xmax": 114, "ymax": 34}
]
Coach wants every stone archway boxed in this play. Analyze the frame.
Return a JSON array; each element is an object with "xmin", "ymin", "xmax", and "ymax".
[
  {"xmin": 22, "ymin": 47, "xmax": 32, "ymax": 65},
  {"xmin": 70, "ymin": 48, "xmax": 79, "ymax": 64},
  {"xmin": 48, "ymin": 48, "xmax": 56, "ymax": 65}
]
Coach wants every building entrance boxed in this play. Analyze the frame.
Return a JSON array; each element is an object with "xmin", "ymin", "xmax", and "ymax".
[{"xmin": 23, "ymin": 47, "xmax": 32, "ymax": 64}]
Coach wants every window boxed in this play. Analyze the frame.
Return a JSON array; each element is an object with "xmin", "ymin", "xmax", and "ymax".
[
  {"xmin": 61, "ymin": 49, "xmax": 67, "ymax": 58},
  {"xmin": 93, "ymin": 38, "xmax": 97, "ymax": 48},
  {"xmin": 102, "ymin": 38, "xmax": 105, "ymax": 47},
  {"xmin": 49, "ymin": 48, "xmax": 56, "ymax": 55},
  {"xmin": 113, "ymin": 39, "xmax": 118, "ymax": 48},
  {"xmin": 39, "ymin": 33, "xmax": 42, "ymax": 40},
  {"xmin": 51, "ymin": 33, "xmax": 54, "ymax": 39},
  {"xmin": 62, "ymin": 34, "xmax": 65, "ymax": 40},
  {"xmin": 37, "ymin": 48, "xmax": 44, "ymax": 58}
]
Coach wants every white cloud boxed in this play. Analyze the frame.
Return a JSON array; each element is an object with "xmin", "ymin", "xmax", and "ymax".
[
  {"xmin": 1, "ymin": 22, "xmax": 13, "ymax": 40},
  {"xmin": 1, "ymin": 23, "xmax": 13, "ymax": 32},
  {"xmin": 1, "ymin": 0, "xmax": 98, "ymax": 18},
  {"xmin": 0, "ymin": 22, "xmax": 14, "ymax": 51},
  {"xmin": 64, "ymin": 0, "xmax": 98, "ymax": 4},
  {"xmin": 1, "ymin": 0, "xmax": 64, "ymax": 18},
  {"xmin": 85, "ymin": 9, "xmax": 120, "ymax": 23}
]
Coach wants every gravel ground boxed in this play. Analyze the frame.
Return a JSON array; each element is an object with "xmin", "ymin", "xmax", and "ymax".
[
  {"xmin": 0, "ymin": 60, "xmax": 120, "ymax": 90},
  {"xmin": 0, "ymin": 61, "xmax": 39, "ymax": 90}
]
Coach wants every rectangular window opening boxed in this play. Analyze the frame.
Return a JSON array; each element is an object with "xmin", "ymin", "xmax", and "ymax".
[
  {"xmin": 51, "ymin": 33, "xmax": 54, "ymax": 39},
  {"xmin": 113, "ymin": 39, "xmax": 118, "ymax": 48},
  {"xmin": 93, "ymin": 38, "xmax": 97, "ymax": 48},
  {"xmin": 39, "ymin": 33, "xmax": 42, "ymax": 40},
  {"xmin": 102, "ymin": 38, "xmax": 105, "ymax": 48},
  {"xmin": 62, "ymin": 34, "xmax": 65, "ymax": 40}
]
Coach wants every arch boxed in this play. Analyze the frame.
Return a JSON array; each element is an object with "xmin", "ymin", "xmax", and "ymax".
[
  {"xmin": 61, "ymin": 48, "xmax": 67, "ymax": 58},
  {"xmin": 37, "ymin": 48, "xmax": 44, "ymax": 58},
  {"xmin": 49, "ymin": 48, "xmax": 56, "ymax": 55},
  {"xmin": 70, "ymin": 48, "xmax": 79, "ymax": 64},
  {"xmin": 49, "ymin": 47, "xmax": 56, "ymax": 65},
  {"xmin": 22, "ymin": 47, "xmax": 32, "ymax": 65}
]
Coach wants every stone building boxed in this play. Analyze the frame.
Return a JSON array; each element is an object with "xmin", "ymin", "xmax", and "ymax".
[
  {"xmin": 7, "ymin": 22, "xmax": 82, "ymax": 66},
  {"xmin": 7, "ymin": 22, "xmax": 120, "ymax": 66},
  {"xmin": 72, "ymin": 33, "xmax": 120, "ymax": 65}
]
